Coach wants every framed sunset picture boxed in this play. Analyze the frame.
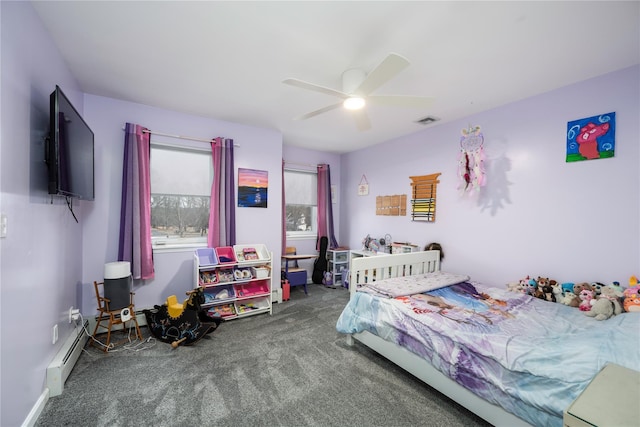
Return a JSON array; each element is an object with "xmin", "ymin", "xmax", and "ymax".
[{"xmin": 238, "ymin": 168, "xmax": 268, "ymax": 208}]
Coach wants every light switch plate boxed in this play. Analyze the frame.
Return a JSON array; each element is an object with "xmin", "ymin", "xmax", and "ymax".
[{"xmin": 1, "ymin": 213, "xmax": 7, "ymax": 238}]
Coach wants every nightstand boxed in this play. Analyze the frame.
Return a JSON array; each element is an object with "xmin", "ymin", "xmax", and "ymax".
[{"xmin": 563, "ymin": 363, "xmax": 640, "ymax": 427}]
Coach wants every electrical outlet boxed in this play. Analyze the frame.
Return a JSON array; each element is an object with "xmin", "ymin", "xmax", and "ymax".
[
  {"xmin": 69, "ymin": 307, "xmax": 80, "ymax": 323},
  {"xmin": 52, "ymin": 324, "xmax": 58, "ymax": 344}
]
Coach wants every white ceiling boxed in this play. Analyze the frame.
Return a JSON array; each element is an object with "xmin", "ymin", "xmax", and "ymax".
[{"xmin": 32, "ymin": 1, "xmax": 640, "ymax": 154}]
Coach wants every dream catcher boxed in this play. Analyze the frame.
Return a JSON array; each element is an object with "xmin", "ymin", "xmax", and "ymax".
[{"xmin": 458, "ymin": 125, "xmax": 486, "ymax": 193}]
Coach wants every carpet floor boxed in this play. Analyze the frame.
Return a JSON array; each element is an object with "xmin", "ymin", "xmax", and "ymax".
[{"xmin": 35, "ymin": 284, "xmax": 492, "ymax": 427}]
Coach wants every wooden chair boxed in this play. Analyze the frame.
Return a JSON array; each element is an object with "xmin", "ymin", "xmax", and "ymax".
[
  {"xmin": 283, "ymin": 246, "xmax": 308, "ymax": 294},
  {"xmin": 91, "ymin": 281, "xmax": 143, "ymax": 352}
]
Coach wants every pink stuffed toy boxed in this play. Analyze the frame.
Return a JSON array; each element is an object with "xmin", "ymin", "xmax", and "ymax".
[{"xmin": 579, "ymin": 289, "xmax": 594, "ymax": 311}]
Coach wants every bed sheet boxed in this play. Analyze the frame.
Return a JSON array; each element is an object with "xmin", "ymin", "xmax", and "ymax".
[{"xmin": 336, "ymin": 281, "xmax": 640, "ymax": 427}]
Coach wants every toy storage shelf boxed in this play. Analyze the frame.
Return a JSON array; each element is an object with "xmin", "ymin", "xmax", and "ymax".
[{"xmin": 194, "ymin": 245, "xmax": 273, "ymax": 321}]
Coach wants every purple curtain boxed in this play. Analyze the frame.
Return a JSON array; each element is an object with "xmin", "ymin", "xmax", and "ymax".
[
  {"xmin": 281, "ymin": 159, "xmax": 286, "ymax": 253},
  {"xmin": 317, "ymin": 164, "xmax": 338, "ymax": 249},
  {"xmin": 207, "ymin": 138, "xmax": 236, "ymax": 248},
  {"xmin": 118, "ymin": 123, "xmax": 154, "ymax": 280}
]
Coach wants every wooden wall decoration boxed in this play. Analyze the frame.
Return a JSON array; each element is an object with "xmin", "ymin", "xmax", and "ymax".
[
  {"xmin": 409, "ymin": 173, "xmax": 441, "ymax": 222},
  {"xmin": 376, "ymin": 195, "xmax": 407, "ymax": 216}
]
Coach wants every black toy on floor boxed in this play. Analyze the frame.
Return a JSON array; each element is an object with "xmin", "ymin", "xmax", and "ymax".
[{"xmin": 143, "ymin": 287, "xmax": 222, "ymax": 348}]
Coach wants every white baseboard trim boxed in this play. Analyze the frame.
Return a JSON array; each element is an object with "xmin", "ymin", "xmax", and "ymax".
[{"xmin": 21, "ymin": 388, "xmax": 49, "ymax": 427}]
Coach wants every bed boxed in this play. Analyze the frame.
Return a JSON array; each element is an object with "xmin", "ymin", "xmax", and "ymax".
[{"xmin": 335, "ymin": 250, "xmax": 640, "ymax": 427}]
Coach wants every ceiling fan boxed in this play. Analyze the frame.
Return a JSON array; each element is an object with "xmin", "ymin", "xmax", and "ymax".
[{"xmin": 282, "ymin": 53, "xmax": 434, "ymax": 131}]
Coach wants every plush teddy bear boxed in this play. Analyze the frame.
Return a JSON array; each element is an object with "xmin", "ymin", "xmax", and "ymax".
[
  {"xmin": 585, "ymin": 285, "xmax": 623, "ymax": 320},
  {"xmin": 574, "ymin": 282, "xmax": 592, "ymax": 295},
  {"xmin": 579, "ymin": 289, "xmax": 594, "ymax": 311}
]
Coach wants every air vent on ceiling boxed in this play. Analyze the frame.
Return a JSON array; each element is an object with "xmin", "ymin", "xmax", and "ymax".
[{"xmin": 415, "ymin": 116, "xmax": 440, "ymax": 125}]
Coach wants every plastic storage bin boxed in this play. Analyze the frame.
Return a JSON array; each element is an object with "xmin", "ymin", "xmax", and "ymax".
[
  {"xmin": 204, "ymin": 285, "xmax": 235, "ymax": 303},
  {"xmin": 233, "ymin": 244, "xmax": 270, "ymax": 262},
  {"xmin": 207, "ymin": 303, "xmax": 236, "ymax": 318},
  {"xmin": 215, "ymin": 246, "xmax": 237, "ymax": 264},
  {"xmin": 234, "ymin": 281, "xmax": 270, "ymax": 298},
  {"xmin": 196, "ymin": 248, "xmax": 218, "ymax": 266},
  {"xmin": 250, "ymin": 266, "xmax": 270, "ymax": 279},
  {"xmin": 199, "ymin": 270, "xmax": 219, "ymax": 285},
  {"xmin": 235, "ymin": 297, "xmax": 270, "ymax": 314}
]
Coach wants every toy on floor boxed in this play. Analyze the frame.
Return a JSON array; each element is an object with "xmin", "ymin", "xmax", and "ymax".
[{"xmin": 143, "ymin": 287, "xmax": 222, "ymax": 348}]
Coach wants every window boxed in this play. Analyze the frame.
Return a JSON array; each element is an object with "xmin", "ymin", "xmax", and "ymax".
[
  {"xmin": 284, "ymin": 169, "xmax": 317, "ymax": 238},
  {"xmin": 150, "ymin": 143, "xmax": 212, "ymax": 248}
]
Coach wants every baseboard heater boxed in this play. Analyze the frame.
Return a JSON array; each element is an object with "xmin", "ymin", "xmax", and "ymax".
[{"xmin": 46, "ymin": 320, "xmax": 89, "ymax": 397}]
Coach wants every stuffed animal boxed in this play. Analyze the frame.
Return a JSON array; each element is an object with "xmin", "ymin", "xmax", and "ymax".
[
  {"xmin": 526, "ymin": 278, "xmax": 538, "ymax": 297},
  {"xmin": 590, "ymin": 282, "xmax": 605, "ymax": 297},
  {"xmin": 579, "ymin": 289, "xmax": 594, "ymax": 311},
  {"xmin": 586, "ymin": 285, "xmax": 623, "ymax": 320},
  {"xmin": 610, "ymin": 281, "xmax": 625, "ymax": 295},
  {"xmin": 623, "ymin": 279, "xmax": 640, "ymax": 312},
  {"xmin": 322, "ymin": 271, "xmax": 333, "ymax": 286},
  {"xmin": 574, "ymin": 282, "xmax": 592, "ymax": 295},
  {"xmin": 551, "ymin": 282, "xmax": 563, "ymax": 302},
  {"xmin": 561, "ymin": 283, "xmax": 575, "ymax": 296},
  {"xmin": 562, "ymin": 291, "xmax": 580, "ymax": 307},
  {"xmin": 506, "ymin": 281, "xmax": 521, "ymax": 292},
  {"xmin": 536, "ymin": 277, "xmax": 556, "ymax": 302}
]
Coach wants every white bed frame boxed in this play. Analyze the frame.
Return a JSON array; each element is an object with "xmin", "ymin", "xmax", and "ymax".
[{"xmin": 346, "ymin": 251, "xmax": 531, "ymax": 427}]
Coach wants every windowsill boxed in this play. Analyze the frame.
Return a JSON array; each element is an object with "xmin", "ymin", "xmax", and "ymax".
[
  {"xmin": 152, "ymin": 242, "xmax": 207, "ymax": 254},
  {"xmin": 286, "ymin": 234, "xmax": 317, "ymax": 241}
]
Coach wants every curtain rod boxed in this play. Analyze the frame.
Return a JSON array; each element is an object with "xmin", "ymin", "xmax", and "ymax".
[
  {"xmin": 122, "ymin": 126, "xmax": 239, "ymax": 146},
  {"xmin": 143, "ymin": 129, "xmax": 240, "ymax": 147},
  {"xmin": 284, "ymin": 161, "xmax": 317, "ymax": 168}
]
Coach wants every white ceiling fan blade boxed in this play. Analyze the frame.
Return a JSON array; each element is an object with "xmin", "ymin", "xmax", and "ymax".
[
  {"xmin": 353, "ymin": 109, "xmax": 371, "ymax": 131},
  {"xmin": 355, "ymin": 53, "xmax": 410, "ymax": 96},
  {"xmin": 367, "ymin": 95, "xmax": 435, "ymax": 108},
  {"xmin": 283, "ymin": 78, "xmax": 349, "ymax": 99},
  {"xmin": 296, "ymin": 102, "xmax": 343, "ymax": 120}
]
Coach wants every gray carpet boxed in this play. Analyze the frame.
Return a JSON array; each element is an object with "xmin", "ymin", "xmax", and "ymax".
[{"xmin": 36, "ymin": 285, "xmax": 492, "ymax": 427}]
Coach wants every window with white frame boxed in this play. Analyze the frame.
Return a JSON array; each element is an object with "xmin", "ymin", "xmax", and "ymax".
[
  {"xmin": 150, "ymin": 143, "xmax": 212, "ymax": 248},
  {"xmin": 284, "ymin": 169, "xmax": 317, "ymax": 238}
]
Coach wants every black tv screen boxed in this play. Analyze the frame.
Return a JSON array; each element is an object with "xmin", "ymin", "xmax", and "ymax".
[{"xmin": 47, "ymin": 85, "xmax": 94, "ymax": 200}]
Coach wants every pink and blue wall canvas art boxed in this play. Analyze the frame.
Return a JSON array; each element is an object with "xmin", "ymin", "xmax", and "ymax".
[
  {"xmin": 566, "ymin": 112, "xmax": 615, "ymax": 162},
  {"xmin": 238, "ymin": 168, "xmax": 268, "ymax": 208}
]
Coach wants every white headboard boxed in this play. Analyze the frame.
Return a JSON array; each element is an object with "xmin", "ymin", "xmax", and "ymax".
[{"xmin": 349, "ymin": 250, "xmax": 441, "ymax": 297}]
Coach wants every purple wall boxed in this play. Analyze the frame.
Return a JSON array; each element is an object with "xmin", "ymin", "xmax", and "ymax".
[
  {"xmin": 282, "ymin": 145, "xmax": 342, "ymax": 275},
  {"xmin": 1, "ymin": 2, "xmax": 87, "ymax": 426},
  {"xmin": 2, "ymin": 2, "xmax": 638, "ymax": 426},
  {"xmin": 341, "ymin": 66, "xmax": 640, "ymax": 285},
  {"xmin": 80, "ymin": 95, "xmax": 284, "ymax": 314}
]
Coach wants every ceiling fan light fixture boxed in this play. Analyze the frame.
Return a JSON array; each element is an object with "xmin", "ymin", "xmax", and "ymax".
[{"xmin": 343, "ymin": 97, "xmax": 366, "ymax": 110}]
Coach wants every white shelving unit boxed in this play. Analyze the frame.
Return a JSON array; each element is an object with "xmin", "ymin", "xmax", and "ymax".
[{"xmin": 194, "ymin": 245, "xmax": 273, "ymax": 321}]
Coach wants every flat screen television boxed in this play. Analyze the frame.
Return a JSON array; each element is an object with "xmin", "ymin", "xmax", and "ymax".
[{"xmin": 46, "ymin": 85, "xmax": 95, "ymax": 201}]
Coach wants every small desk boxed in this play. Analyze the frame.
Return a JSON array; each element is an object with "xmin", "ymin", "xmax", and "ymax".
[{"xmin": 281, "ymin": 254, "xmax": 318, "ymax": 295}]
